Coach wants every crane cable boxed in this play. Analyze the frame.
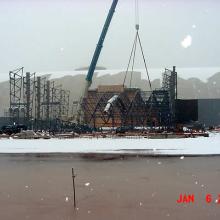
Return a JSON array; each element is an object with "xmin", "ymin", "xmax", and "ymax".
[
  {"xmin": 123, "ymin": 32, "xmax": 137, "ymax": 87},
  {"xmin": 137, "ymin": 32, "xmax": 152, "ymax": 90},
  {"xmin": 123, "ymin": 0, "xmax": 152, "ymax": 92},
  {"xmin": 135, "ymin": 0, "xmax": 139, "ymax": 30},
  {"xmin": 129, "ymin": 33, "xmax": 138, "ymax": 88}
]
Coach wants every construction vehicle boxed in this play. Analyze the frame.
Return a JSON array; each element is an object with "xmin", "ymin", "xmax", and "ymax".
[{"xmin": 76, "ymin": 0, "xmax": 119, "ymax": 124}]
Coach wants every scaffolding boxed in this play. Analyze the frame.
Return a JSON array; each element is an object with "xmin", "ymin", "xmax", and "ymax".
[
  {"xmin": 9, "ymin": 68, "xmax": 70, "ymax": 130},
  {"xmin": 23, "ymin": 72, "xmax": 36, "ymax": 126},
  {"xmin": 40, "ymin": 80, "xmax": 70, "ymax": 130},
  {"xmin": 9, "ymin": 67, "xmax": 24, "ymax": 124},
  {"xmin": 162, "ymin": 66, "xmax": 178, "ymax": 123}
]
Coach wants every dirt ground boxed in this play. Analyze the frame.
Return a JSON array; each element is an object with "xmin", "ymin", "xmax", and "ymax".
[{"xmin": 0, "ymin": 154, "xmax": 220, "ymax": 220}]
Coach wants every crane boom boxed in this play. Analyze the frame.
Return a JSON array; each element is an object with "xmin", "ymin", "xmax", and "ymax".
[
  {"xmin": 76, "ymin": 0, "xmax": 118, "ymax": 123},
  {"xmin": 86, "ymin": 0, "xmax": 118, "ymax": 83}
]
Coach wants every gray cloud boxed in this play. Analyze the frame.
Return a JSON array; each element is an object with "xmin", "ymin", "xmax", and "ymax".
[{"xmin": 0, "ymin": 0, "xmax": 219, "ymax": 79}]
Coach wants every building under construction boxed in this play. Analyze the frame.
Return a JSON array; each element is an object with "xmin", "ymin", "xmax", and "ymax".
[
  {"xmin": 8, "ymin": 67, "xmax": 70, "ymax": 130},
  {"xmin": 1, "ymin": 0, "xmax": 218, "ymax": 133},
  {"xmin": 82, "ymin": 67, "xmax": 177, "ymax": 129}
]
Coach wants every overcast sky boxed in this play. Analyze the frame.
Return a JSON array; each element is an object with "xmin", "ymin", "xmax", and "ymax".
[{"xmin": 0, "ymin": 0, "xmax": 219, "ymax": 78}]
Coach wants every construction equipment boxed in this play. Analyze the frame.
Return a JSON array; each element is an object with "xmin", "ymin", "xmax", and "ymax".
[
  {"xmin": 75, "ymin": 0, "xmax": 178, "ymax": 130},
  {"xmin": 76, "ymin": 0, "xmax": 119, "ymax": 123}
]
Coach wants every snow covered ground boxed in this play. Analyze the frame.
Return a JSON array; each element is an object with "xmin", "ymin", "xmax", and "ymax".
[{"xmin": 0, "ymin": 132, "xmax": 220, "ymax": 155}]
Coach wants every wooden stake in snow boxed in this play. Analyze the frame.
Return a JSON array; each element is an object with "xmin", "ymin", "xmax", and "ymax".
[{"xmin": 72, "ymin": 168, "xmax": 76, "ymax": 209}]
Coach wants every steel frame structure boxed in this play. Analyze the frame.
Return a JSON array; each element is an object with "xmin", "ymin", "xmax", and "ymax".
[
  {"xmin": 82, "ymin": 67, "xmax": 178, "ymax": 129},
  {"xmin": 41, "ymin": 80, "xmax": 70, "ymax": 129},
  {"xmin": 9, "ymin": 67, "xmax": 24, "ymax": 123},
  {"xmin": 9, "ymin": 68, "xmax": 70, "ymax": 130},
  {"xmin": 83, "ymin": 88, "xmax": 148, "ymax": 128},
  {"xmin": 23, "ymin": 72, "xmax": 36, "ymax": 125}
]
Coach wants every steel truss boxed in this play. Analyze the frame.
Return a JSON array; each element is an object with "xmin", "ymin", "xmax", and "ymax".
[
  {"xmin": 83, "ymin": 88, "xmax": 149, "ymax": 128},
  {"xmin": 83, "ymin": 67, "xmax": 177, "ymax": 128}
]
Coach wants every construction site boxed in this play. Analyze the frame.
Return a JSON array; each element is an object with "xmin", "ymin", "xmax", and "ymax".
[{"xmin": 0, "ymin": 0, "xmax": 218, "ymax": 138}]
